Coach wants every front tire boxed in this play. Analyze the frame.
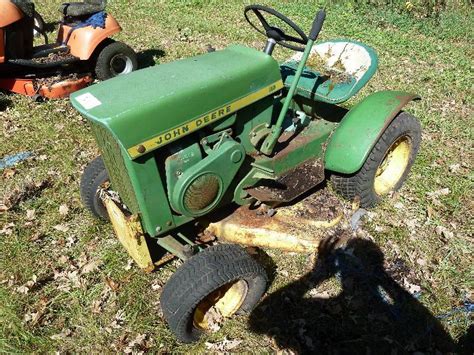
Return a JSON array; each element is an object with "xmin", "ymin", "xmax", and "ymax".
[
  {"xmin": 94, "ymin": 41, "xmax": 137, "ymax": 81},
  {"xmin": 331, "ymin": 112, "xmax": 421, "ymax": 208},
  {"xmin": 160, "ymin": 244, "xmax": 268, "ymax": 343},
  {"xmin": 80, "ymin": 156, "xmax": 109, "ymax": 220}
]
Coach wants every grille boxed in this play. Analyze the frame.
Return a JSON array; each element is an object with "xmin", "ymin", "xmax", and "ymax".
[{"xmin": 92, "ymin": 124, "xmax": 139, "ymax": 213}]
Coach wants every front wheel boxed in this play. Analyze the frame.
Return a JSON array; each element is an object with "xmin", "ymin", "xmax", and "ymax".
[
  {"xmin": 160, "ymin": 244, "xmax": 268, "ymax": 343},
  {"xmin": 80, "ymin": 156, "xmax": 110, "ymax": 220},
  {"xmin": 94, "ymin": 41, "xmax": 138, "ymax": 81},
  {"xmin": 331, "ymin": 112, "xmax": 421, "ymax": 208}
]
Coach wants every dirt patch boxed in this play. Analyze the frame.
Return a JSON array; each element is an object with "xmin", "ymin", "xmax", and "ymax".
[
  {"xmin": 306, "ymin": 53, "xmax": 353, "ymax": 85},
  {"xmin": 280, "ymin": 188, "xmax": 342, "ymax": 223},
  {"xmin": 32, "ymin": 73, "xmax": 80, "ymax": 92},
  {"xmin": 31, "ymin": 51, "xmax": 76, "ymax": 64}
]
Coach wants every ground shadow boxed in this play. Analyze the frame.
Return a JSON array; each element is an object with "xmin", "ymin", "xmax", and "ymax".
[
  {"xmin": 0, "ymin": 94, "xmax": 12, "ymax": 111},
  {"xmin": 137, "ymin": 49, "xmax": 166, "ymax": 69},
  {"xmin": 249, "ymin": 236, "xmax": 460, "ymax": 353}
]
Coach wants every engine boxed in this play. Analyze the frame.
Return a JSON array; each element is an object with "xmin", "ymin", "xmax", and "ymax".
[{"xmin": 165, "ymin": 133, "xmax": 245, "ymax": 217}]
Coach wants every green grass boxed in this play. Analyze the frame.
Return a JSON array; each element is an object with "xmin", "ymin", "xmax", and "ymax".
[{"xmin": 1, "ymin": 1, "xmax": 472, "ymax": 352}]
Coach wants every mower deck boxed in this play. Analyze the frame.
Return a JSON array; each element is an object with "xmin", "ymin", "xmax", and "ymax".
[
  {"xmin": 0, "ymin": 75, "xmax": 92, "ymax": 99},
  {"xmin": 205, "ymin": 189, "xmax": 345, "ymax": 253}
]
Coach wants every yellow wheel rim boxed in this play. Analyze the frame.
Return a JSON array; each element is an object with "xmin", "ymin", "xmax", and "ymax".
[
  {"xmin": 374, "ymin": 136, "xmax": 412, "ymax": 196},
  {"xmin": 193, "ymin": 280, "xmax": 248, "ymax": 331}
]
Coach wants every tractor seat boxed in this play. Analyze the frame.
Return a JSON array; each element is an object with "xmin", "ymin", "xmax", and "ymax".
[
  {"xmin": 283, "ymin": 40, "xmax": 378, "ymax": 105},
  {"xmin": 60, "ymin": 0, "xmax": 106, "ymax": 18},
  {"xmin": 12, "ymin": 0, "xmax": 35, "ymax": 17}
]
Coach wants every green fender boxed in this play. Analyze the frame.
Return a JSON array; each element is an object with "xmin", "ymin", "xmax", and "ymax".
[{"xmin": 324, "ymin": 91, "xmax": 420, "ymax": 174}]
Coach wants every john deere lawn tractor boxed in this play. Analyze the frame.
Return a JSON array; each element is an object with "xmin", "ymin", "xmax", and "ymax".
[{"xmin": 72, "ymin": 5, "xmax": 421, "ymax": 342}]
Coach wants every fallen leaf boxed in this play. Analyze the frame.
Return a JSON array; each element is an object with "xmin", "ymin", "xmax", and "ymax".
[
  {"xmin": 105, "ymin": 277, "xmax": 120, "ymax": 292},
  {"xmin": 50, "ymin": 329, "xmax": 72, "ymax": 340},
  {"xmin": 0, "ymin": 222, "xmax": 15, "ymax": 235},
  {"xmin": 151, "ymin": 282, "xmax": 162, "ymax": 291},
  {"xmin": 435, "ymin": 225, "xmax": 454, "ymax": 242},
  {"xmin": 205, "ymin": 338, "xmax": 242, "ymax": 352},
  {"xmin": 2, "ymin": 168, "xmax": 16, "ymax": 179},
  {"xmin": 449, "ymin": 163, "xmax": 461, "ymax": 173},
  {"xmin": 426, "ymin": 205, "xmax": 435, "ymax": 219},
  {"xmin": 29, "ymin": 232, "xmax": 43, "ymax": 242},
  {"xmin": 16, "ymin": 285, "xmax": 30, "ymax": 294},
  {"xmin": 59, "ymin": 204, "xmax": 69, "ymax": 216},
  {"xmin": 53, "ymin": 224, "xmax": 69, "ymax": 232},
  {"xmin": 416, "ymin": 258, "xmax": 427, "ymax": 266},
  {"xmin": 81, "ymin": 260, "xmax": 101, "ymax": 274},
  {"xmin": 394, "ymin": 202, "xmax": 404, "ymax": 209},
  {"xmin": 124, "ymin": 333, "xmax": 150, "ymax": 354},
  {"xmin": 205, "ymin": 306, "xmax": 224, "ymax": 332},
  {"xmin": 427, "ymin": 188, "xmax": 450, "ymax": 198},
  {"xmin": 26, "ymin": 209, "xmax": 36, "ymax": 221},
  {"xmin": 403, "ymin": 279, "xmax": 421, "ymax": 295},
  {"xmin": 124, "ymin": 259, "xmax": 134, "ymax": 271}
]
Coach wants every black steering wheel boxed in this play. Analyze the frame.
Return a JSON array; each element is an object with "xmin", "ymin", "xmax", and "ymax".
[{"xmin": 244, "ymin": 5, "xmax": 308, "ymax": 52}]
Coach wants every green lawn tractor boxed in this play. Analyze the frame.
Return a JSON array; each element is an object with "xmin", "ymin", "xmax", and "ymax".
[{"xmin": 72, "ymin": 5, "xmax": 421, "ymax": 342}]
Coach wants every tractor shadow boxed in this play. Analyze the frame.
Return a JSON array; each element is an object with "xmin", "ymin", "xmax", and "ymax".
[
  {"xmin": 249, "ymin": 236, "xmax": 461, "ymax": 354},
  {"xmin": 136, "ymin": 48, "xmax": 166, "ymax": 69},
  {"xmin": 0, "ymin": 94, "xmax": 12, "ymax": 111}
]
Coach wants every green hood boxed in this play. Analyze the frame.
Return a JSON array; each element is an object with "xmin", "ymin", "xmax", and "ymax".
[{"xmin": 71, "ymin": 45, "xmax": 283, "ymax": 159}]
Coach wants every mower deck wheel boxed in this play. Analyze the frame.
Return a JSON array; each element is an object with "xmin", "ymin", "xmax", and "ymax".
[
  {"xmin": 331, "ymin": 112, "xmax": 421, "ymax": 208},
  {"xmin": 80, "ymin": 156, "xmax": 110, "ymax": 220},
  {"xmin": 95, "ymin": 41, "xmax": 137, "ymax": 81},
  {"xmin": 160, "ymin": 244, "xmax": 268, "ymax": 343}
]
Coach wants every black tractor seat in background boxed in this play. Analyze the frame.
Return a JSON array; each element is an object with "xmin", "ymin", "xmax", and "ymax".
[
  {"xmin": 60, "ymin": 0, "xmax": 107, "ymax": 18},
  {"xmin": 12, "ymin": 0, "xmax": 35, "ymax": 17}
]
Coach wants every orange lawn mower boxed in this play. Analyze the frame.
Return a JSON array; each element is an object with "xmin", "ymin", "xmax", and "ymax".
[{"xmin": 0, "ymin": 0, "xmax": 137, "ymax": 100}]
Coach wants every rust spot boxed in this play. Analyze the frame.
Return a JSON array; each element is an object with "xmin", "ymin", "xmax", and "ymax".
[
  {"xmin": 137, "ymin": 145, "xmax": 146, "ymax": 154},
  {"xmin": 247, "ymin": 158, "xmax": 324, "ymax": 203},
  {"xmin": 205, "ymin": 188, "xmax": 345, "ymax": 253},
  {"xmin": 273, "ymin": 131, "xmax": 316, "ymax": 161}
]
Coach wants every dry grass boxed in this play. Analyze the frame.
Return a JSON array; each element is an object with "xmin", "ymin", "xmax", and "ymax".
[{"xmin": 1, "ymin": 1, "xmax": 472, "ymax": 352}]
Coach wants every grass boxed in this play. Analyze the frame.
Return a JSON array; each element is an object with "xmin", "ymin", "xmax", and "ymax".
[{"xmin": 1, "ymin": 1, "xmax": 472, "ymax": 352}]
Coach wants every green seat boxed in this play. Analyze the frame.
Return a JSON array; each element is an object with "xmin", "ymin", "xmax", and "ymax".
[{"xmin": 281, "ymin": 40, "xmax": 378, "ymax": 104}]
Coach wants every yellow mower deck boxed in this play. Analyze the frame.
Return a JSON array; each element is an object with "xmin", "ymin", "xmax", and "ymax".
[
  {"xmin": 104, "ymin": 189, "xmax": 346, "ymax": 271},
  {"xmin": 205, "ymin": 190, "xmax": 345, "ymax": 253},
  {"xmin": 102, "ymin": 194, "xmax": 155, "ymax": 272}
]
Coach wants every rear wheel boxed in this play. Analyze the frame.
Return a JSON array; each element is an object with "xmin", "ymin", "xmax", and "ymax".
[
  {"xmin": 80, "ymin": 156, "xmax": 109, "ymax": 220},
  {"xmin": 160, "ymin": 244, "xmax": 268, "ymax": 343},
  {"xmin": 331, "ymin": 112, "xmax": 421, "ymax": 208},
  {"xmin": 94, "ymin": 41, "xmax": 137, "ymax": 81}
]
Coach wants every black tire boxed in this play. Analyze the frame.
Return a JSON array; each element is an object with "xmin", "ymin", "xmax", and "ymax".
[
  {"xmin": 160, "ymin": 244, "xmax": 268, "ymax": 343},
  {"xmin": 331, "ymin": 112, "xmax": 421, "ymax": 208},
  {"xmin": 94, "ymin": 41, "xmax": 137, "ymax": 81},
  {"xmin": 80, "ymin": 156, "xmax": 109, "ymax": 220}
]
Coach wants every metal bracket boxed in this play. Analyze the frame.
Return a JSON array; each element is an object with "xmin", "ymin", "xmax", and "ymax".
[
  {"xmin": 201, "ymin": 129, "xmax": 233, "ymax": 154},
  {"xmin": 249, "ymin": 123, "xmax": 272, "ymax": 149}
]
